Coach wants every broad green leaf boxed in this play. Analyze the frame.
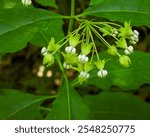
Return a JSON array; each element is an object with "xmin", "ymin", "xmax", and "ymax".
[
  {"xmin": 87, "ymin": 51, "xmax": 150, "ymax": 90},
  {"xmin": 46, "ymin": 82, "xmax": 93, "ymax": 120},
  {"xmin": 0, "ymin": 0, "xmax": 23, "ymax": 9},
  {"xmin": 30, "ymin": 19, "xmax": 64, "ymax": 47},
  {"xmin": 0, "ymin": 8, "xmax": 61, "ymax": 53},
  {"xmin": 35, "ymin": 0, "xmax": 57, "ymax": 8},
  {"xmin": 84, "ymin": 0, "xmax": 150, "ymax": 27},
  {"xmin": 90, "ymin": 0, "xmax": 104, "ymax": 5},
  {"xmin": 0, "ymin": 89, "xmax": 56, "ymax": 120},
  {"xmin": 84, "ymin": 92, "xmax": 150, "ymax": 120}
]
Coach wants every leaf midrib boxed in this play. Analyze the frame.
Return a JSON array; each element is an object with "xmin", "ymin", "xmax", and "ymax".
[
  {"xmin": 6, "ymin": 96, "xmax": 56, "ymax": 119},
  {"xmin": 84, "ymin": 10, "xmax": 150, "ymax": 16}
]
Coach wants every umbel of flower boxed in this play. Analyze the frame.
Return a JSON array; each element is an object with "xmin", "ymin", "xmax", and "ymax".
[
  {"xmin": 43, "ymin": 53, "xmax": 54, "ymax": 67},
  {"xmin": 22, "ymin": 0, "xmax": 32, "ymax": 6},
  {"xmin": 119, "ymin": 55, "xmax": 131, "ymax": 68}
]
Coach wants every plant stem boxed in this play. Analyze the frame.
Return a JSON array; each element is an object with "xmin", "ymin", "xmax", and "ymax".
[
  {"xmin": 68, "ymin": 0, "xmax": 75, "ymax": 33},
  {"xmin": 55, "ymin": 54, "xmax": 71, "ymax": 120}
]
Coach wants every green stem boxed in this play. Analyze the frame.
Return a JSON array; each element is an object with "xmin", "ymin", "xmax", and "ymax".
[
  {"xmin": 89, "ymin": 28, "xmax": 100, "ymax": 60},
  {"xmin": 68, "ymin": 0, "xmax": 75, "ymax": 32},
  {"xmin": 55, "ymin": 54, "xmax": 71, "ymax": 120},
  {"xmin": 90, "ymin": 25, "xmax": 111, "ymax": 48}
]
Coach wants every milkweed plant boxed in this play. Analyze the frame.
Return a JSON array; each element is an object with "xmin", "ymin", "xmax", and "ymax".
[{"xmin": 1, "ymin": 0, "xmax": 150, "ymax": 120}]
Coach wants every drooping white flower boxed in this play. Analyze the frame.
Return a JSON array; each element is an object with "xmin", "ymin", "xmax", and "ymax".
[
  {"xmin": 22, "ymin": 0, "xmax": 32, "ymax": 6},
  {"xmin": 130, "ymin": 30, "xmax": 139, "ymax": 45},
  {"xmin": 79, "ymin": 71, "xmax": 90, "ymax": 79},
  {"xmin": 97, "ymin": 69, "xmax": 108, "ymax": 78},
  {"xmin": 133, "ymin": 30, "xmax": 139, "ymax": 36},
  {"xmin": 78, "ymin": 54, "xmax": 89, "ymax": 63},
  {"xmin": 41, "ymin": 47, "xmax": 47, "ymax": 56},
  {"xmin": 65, "ymin": 46, "xmax": 76, "ymax": 54},
  {"xmin": 124, "ymin": 46, "xmax": 134, "ymax": 55},
  {"xmin": 63, "ymin": 62, "xmax": 72, "ymax": 69}
]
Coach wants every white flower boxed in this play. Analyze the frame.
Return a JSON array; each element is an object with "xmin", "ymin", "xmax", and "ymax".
[
  {"xmin": 124, "ymin": 46, "xmax": 134, "ymax": 55},
  {"xmin": 79, "ymin": 71, "xmax": 90, "ymax": 79},
  {"xmin": 63, "ymin": 62, "xmax": 72, "ymax": 69},
  {"xmin": 133, "ymin": 30, "xmax": 139, "ymax": 36},
  {"xmin": 97, "ymin": 69, "xmax": 108, "ymax": 78},
  {"xmin": 22, "ymin": 0, "xmax": 32, "ymax": 6},
  {"xmin": 41, "ymin": 47, "xmax": 47, "ymax": 56},
  {"xmin": 65, "ymin": 46, "xmax": 76, "ymax": 54},
  {"xmin": 78, "ymin": 54, "xmax": 89, "ymax": 63},
  {"xmin": 130, "ymin": 30, "xmax": 139, "ymax": 45}
]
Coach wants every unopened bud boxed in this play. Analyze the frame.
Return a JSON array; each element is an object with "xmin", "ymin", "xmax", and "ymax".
[{"xmin": 119, "ymin": 55, "xmax": 131, "ymax": 68}]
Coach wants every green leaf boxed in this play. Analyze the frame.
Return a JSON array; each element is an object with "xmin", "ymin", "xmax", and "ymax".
[
  {"xmin": 84, "ymin": 92, "xmax": 150, "ymax": 120},
  {"xmin": 46, "ymin": 82, "xmax": 93, "ymax": 120},
  {"xmin": 0, "ymin": 8, "xmax": 61, "ymax": 53},
  {"xmin": 0, "ymin": 0, "xmax": 23, "ymax": 9},
  {"xmin": 84, "ymin": 0, "xmax": 150, "ymax": 27},
  {"xmin": 88, "ymin": 51, "xmax": 150, "ymax": 90},
  {"xmin": 35, "ymin": 0, "xmax": 57, "ymax": 8},
  {"xmin": 30, "ymin": 19, "xmax": 64, "ymax": 47},
  {"xmin": 90, "ymin": 0, "xmax": 104, "ymax": 5},
  {"xmin": 0, "ymin": 89, "xmax": 55, "ymax": 120}
]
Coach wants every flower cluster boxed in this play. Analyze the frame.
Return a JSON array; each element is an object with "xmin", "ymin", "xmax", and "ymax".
[{"xmin": 41, "ymin": 20, "xmax": 139, "ymax": 84}]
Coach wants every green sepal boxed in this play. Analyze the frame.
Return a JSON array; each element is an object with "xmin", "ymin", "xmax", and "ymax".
[
  {"xmin": 69, "ymin": 33, "xmax": 80, "ymax": 47},
  {"xmin": 43, "ymin": 53, "xmax": 54, "ymax": 67},
  {"xmin": 47, "ymin": 37, "xmax": 60, "ymax": 52},
  {"xmin": 84, "ymin": 62, "xmax": 94, "ymax": 72},
  {"xmin": 78, "ymin": 76, "xmax": 84, "ymax": 84},
  {"xmin": 61, "ymin": 52, "xmax": 78, "ymax": 65},
  {"xmin": 107, "ymin": 45, "xmax": 118, "ymax": 56},
  {"xmin": 99, "ymin": 24, "xmax": 113, "ymax": 36},
  {"xmin": 81, "ymin": 42, "xmax": 92, "ymax": 55},
  {"xmin": 116, "ymin": 38, "xmax": 127, "ymax": 49},
  {"xmin": 118, "ymin": 21, "xmax": 133, "ymax": 38},
  {"xmin": 119, "ymin": 55, "xmax": 131, "ymax": 68},
  {"xmin": 95, "ymin": 59, "xmax": 107, "ymax": 70}
]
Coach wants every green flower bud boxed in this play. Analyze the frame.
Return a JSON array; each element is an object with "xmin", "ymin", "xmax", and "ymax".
[
  {"xmin": 43, "ymin": 53, "xmax": 54, "ymax": 67},
  {"xmin": 107, "ymin": 46, "xmax": 118, "ymax": 56},
  {"xmin": 81, "ymin": 42, "xmax": 92, "ymax": 55},
  {"xmin": 69, "ymin": 33, "xmax": 80, "ymax": 47},
  {"xmin": 116, "ymin": 38, "xmax": 127, "ymax": 49},
  {"xmin": 95, "ymin": 59, "xmax": 107, "ymax": 70},
  {"xmin": 119, "ymin": 55, "xmax": 131, "ymax": 68},
  {"xmin": 47, "ymin": 37, "xmax": 60, "ymax": 52}
]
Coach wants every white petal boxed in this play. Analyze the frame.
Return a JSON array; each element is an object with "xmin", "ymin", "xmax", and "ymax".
[
  {"xmin": 133, "ymin": 30, "xmax": 139, "ymax": 36},
  {"xmin": 41, "ymin": 47, "xmax": 47, "ymax": 55}
]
